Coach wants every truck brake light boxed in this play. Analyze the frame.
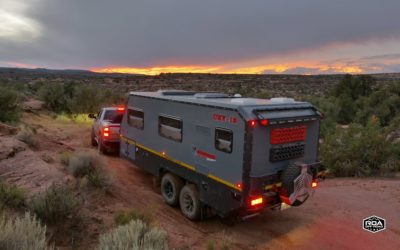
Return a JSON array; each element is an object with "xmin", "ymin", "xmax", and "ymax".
[{"xmin": 103, "ymin": 127, "xmax": 110, "ymax": 137}]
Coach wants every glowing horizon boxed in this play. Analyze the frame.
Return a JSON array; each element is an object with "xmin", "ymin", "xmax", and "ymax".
[{"xmin": 91, "ymin": 63, "xmax": 364, "ymax": 76}]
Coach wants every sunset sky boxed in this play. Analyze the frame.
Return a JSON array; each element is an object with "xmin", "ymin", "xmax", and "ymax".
[{"xmin": 1, "ymin": 0, "xmax": 400, "ymax": 75}]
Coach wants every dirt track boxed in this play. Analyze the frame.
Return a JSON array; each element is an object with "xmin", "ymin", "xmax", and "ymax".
[{"xmin": 1, "ymin": 112, "xmax": 400, "ymax": 249}]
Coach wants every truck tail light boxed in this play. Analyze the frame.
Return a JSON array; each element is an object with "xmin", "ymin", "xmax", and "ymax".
[
  {"xmin": 250, "ymin": 197, "xmax": 264, "ymax": 206},
  {"xmin": 117, "ymin": 106, "xmax": 125, "ymax": 112},
  {"xmin": 103, "ymin": 127, "xmax": 110, "ymax": 137}
]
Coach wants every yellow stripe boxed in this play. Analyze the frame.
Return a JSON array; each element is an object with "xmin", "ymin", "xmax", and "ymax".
[
  {"xmin": 208, "ymin": 174, "xmax": 241, "ymax": 191},
  {"xmin": 120, "ymin": 135, "xmax": 240, "ymax": 191}
]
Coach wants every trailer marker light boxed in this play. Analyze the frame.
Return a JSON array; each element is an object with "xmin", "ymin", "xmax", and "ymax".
[
  {"xmin": 311, "ymin": 181, "xmax": 318, "ymax": 188},
  {"xmin": 249, "ymin": 120, "xmax": 257, "ymax": 127},
  {"xmin": 236, "ymin": 183, "xmax": 243, "ymax": 189},
  {"xmin": 250, "ymin": 197, "xmax": 263, "ymax": 206},
  {"xmin": 260, "ymin": 119, "xmax": 268, "ymax": 126},
  {"xmin": 162, "ymin": 151, "xmax": 166, "ymax": 156}
]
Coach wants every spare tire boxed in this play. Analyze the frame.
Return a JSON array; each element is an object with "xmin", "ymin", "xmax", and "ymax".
[{"xmin": 280, "ymin": 164, "xmax": 313, "ymax": 206}]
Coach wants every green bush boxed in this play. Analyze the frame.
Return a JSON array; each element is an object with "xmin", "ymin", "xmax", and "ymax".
[
  {"xmin": 0, "ymin": 212, "xmax": 53, "ymax": 250},
  {"xmin": 320, "ymin": 117, "xmax": 400, "ymax": 176},
  {"xmin": 68, "ymin": 152, "xmax": 112, "ymax": 189},
  {"xmin": 114, "ymin": 208, "xmax": 153, "ymax": 226},
  {"xmin": 38, "ymin": 83, "xmax": 68, "ymax": 113},
  {"xmin": 98, "ymin": 220, "xmax": 168, "ymax": 250},
  {"xmin": 59, "ymin": 151, "xmax": 72, "ymax": 166},
  {"xmin": 0, "ymin": 86, "xmax": 20, "ymax": 123},
  {"xmin": 30, "ymin": 184, "xmax": 82, "ymax": 224},
  {"xmin": 0, "ymin": 182, "xmax": 25, "ymax": 209}
]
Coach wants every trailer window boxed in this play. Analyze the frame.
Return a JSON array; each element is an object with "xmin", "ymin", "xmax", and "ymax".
[
  {"xmin": 128, "ymin": 109, "xmax": 144, "ymax": 129},
  {"xmin": 159, "ymin": 115, "xmax": 182, "ymax": 142},
  {"xmin": 215, "ymin": 128, "xmax": 233, "ymax": 153}
]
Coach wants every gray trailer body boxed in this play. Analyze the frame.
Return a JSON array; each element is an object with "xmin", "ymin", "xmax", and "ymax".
[{"xmin": 120, "ymin": 90, "xmax": 322, "ymax": 218}]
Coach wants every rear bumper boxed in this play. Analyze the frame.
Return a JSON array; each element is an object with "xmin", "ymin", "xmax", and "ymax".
[
  {"xmin": 240, "ymin": 162, "xmax": 325, "ymax": 215},
  {"xmin": 102, "ymin": 140, "xmax": 120, "ymax": 151}
]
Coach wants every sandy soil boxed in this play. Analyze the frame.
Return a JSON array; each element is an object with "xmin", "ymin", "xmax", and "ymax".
[{"xmin": 1, "ymin": 111, "xmax": 399, "ymax": 250}]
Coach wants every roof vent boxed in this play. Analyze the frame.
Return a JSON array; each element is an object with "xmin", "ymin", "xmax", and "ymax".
[
  {"xmin": 194, "ymin": 93, "xmax": 229, "ymax": 98},
  {"xmin": 158, "ymin": 90, "xmax": 197, "ymax": 96},
  {"xmin": 270, "ymin": 97, "xmax": 295, "ymax": 103}
]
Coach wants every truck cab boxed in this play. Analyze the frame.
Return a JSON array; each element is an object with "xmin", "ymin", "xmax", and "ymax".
[{"xmin": 89, "ymin": 107, "xmax": 125, "ymax": 153}]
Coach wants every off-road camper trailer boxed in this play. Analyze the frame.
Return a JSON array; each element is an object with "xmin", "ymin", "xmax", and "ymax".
[{"xmin": 120, "ymin": 90, "xmax": 324, "ymax": 220}]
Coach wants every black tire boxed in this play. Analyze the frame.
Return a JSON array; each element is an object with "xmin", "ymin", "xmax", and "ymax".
[
  {"xmin": 161, "ymin": 173, "xmax": 183, "ymax": 206},
  {"xmin": 97, "ymin": 139, "xmax": 107, "ymax": 154},
  {"xmin": 91, "ymin": 129, "xmax": 97, "ymax": 146},
  {"xmin": 281, "ymin": 164, "xmax": 312, "ymax": 206},
  {"xmin": 179, "ymin": 184, "xmax": 201, "ymax": 220}
]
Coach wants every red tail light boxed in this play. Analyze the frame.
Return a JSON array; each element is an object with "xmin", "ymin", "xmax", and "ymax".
[
  {"xmin": 260, "ymin": 119, "xmax": 268, "ymax": 126},
  {"xmin": 250, "ymin": 197, "xmax": 263, "ymax": 206},
  {"xmin": 103, "ymin": 127, "xmax": 110, "ymax": 137},
  {"xmin": 249, "ymin": 120, "xmax": 257, "ymax": 127},
  {"xmin": 311, "ymin": 180, "xmax": 318, "ymax": 188},
  {"xmin": 117, "ymin": 106, "xmax": 125, "ymax": 112}
]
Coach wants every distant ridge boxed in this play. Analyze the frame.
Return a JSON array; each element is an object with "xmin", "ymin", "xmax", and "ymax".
[{"xmin": 0, "ymin": 67, "xmax": 143, "ymax": 77}]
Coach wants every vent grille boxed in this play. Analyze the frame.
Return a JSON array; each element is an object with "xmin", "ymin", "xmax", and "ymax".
[
  {"xmin": 270, "ymin": 143, "xmax": 305, "ymax": 162},
  {"xmin": 270, "ymin": 125, "xmax": 307, "ymax": 144}
]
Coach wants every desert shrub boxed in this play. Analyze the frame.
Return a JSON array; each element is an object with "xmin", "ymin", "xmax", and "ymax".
[
  {"xmin": 68, "ymin": 152, "xmax": 112, "ymax": 189},
  {"xmin": 355, "ymin": 82, "xmax": 400, "ymax": 126},
  {"xmin": 0, "ymin": 86, "xmax": 20, "ymax": 123},
  {"xmin": 16, "ymin": 130, "xmax": 38, "ymax": 148},
  {"xmin": 114, "ymin": 208, "xmax": 153, "ymax": 226},
  {"xmin": 59, "ymin": 151, "xmax": 72, "ymax": 166},
  {"xmin": 38, "ymin": 83, "xmax": 69, "ymax": 113},
  {"xmin": 30, "ymin": 184, "xmax": 82, "ymax": 224},
  {"xmin": 0, "ymin": 212, "xmax": 53, "ymax": 250},
  {"xmin": 98, "ymin": 220, "xmax": 168, "ymax": 250},
  {"xmin": 320, "ymin": 117, "xmax": 400, "ymax": 177},
  {"xmin": 0, "ymin": 182, "xmax": 25, "ymax": 208}
]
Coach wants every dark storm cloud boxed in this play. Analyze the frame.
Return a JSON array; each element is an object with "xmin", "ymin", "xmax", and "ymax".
[{"xmin": 1, "ymin": 0, "xmax": 400, "ymax": 69}]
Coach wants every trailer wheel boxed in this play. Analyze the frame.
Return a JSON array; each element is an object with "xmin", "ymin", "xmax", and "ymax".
[
  {"xmin": 179, "ymin": 184, "xmax": 201, "ymax": 220},
  {"xmin": 161, "ymin": 173, "xmax": 183, "ymax": 206},
  {"xmin": 91, "ymin": 129, "xmax": 97, "ymax": 146}
]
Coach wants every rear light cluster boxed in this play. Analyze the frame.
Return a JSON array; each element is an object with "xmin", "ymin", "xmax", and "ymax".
[
  {"xmin": 103, "ymin": 127, "xmax": 110, "ymax": 137},
  {"xmin": 250, "ymin": 197, "xmax": 263, "ymax": 206},
  {"xmin": 248, "ymin": 119, "xmax": 268, "ymax": 127},
  {"xmin": 270, "ymin": 125, "xmax": 307, "ymax": 145}
]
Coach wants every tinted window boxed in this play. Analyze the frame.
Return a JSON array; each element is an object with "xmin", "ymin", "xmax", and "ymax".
[
  {"xmin": 159, "ymin": 115, "xmax": 182, "ymax": 142},
  {"xmin": 104, "ymin": 110, "xmax": 123, "ymax": 123},
  {"xmin": 215, "ymin": 128, "xmax": 233, "ymax": 153},
  {"xmin": 128, "ymin": 109, "xmax": 144, "ymax": 129}
]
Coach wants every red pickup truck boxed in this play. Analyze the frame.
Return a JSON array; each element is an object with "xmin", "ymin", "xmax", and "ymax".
[{"xmin": 89, "ymin": 107, "xmax": 124, "ymax": 154}]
